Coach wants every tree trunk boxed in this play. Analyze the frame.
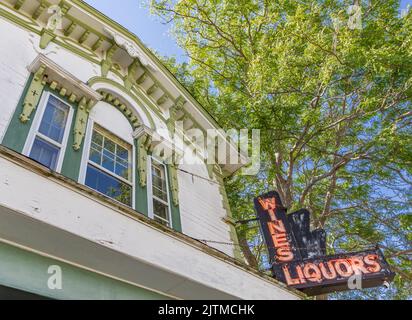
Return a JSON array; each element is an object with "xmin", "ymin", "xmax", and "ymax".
[{"xmin": 237, "ymin": 228, "xmax": 259, "ymax": 269}]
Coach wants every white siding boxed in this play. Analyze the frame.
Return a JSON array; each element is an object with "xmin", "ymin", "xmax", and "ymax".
[{"xmin": 178, "ymin": 161, "xmax": 234, "ymax": 257}]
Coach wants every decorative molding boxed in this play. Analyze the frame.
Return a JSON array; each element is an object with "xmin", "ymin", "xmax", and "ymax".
[
  {"xmin": 78, "ymin": 30, "xmax": 90, "ymax": 44},
  {"xmin": 134, "ymin": 126, "xmax": 152, "ymax": 188},
  {"xmin": 19, "ymin": 64, "xmax": 47, "ymax": 123},
  {"xmin": 169, "ymin": 164, "xmax": 179, "ymax": 207},
  {"xmin": 146, "ymin": 83, "xmax": 158, "ymax": 96},
  {"xmin": 133, "ymin": 125, "xmax": 183, "ymax": 194},
  {"xmin": 73, "ymin": 97, "xmax": 95, "ymax": 150},
  {"xmin": 40, "ymin": 1, "xmax": 71, "ymax": 49},
  {"xmin": 91, "ymin": 37, "xmax": 104, "ymax": 51},
  {"xmin": 32, "ymin": 0, "xmax": 47, "ymax": 20},
  {"xmin": 98, "ymin": 90, "xmax": 141, "ymax": 129},
  {"xmin": 136, "ymin": 72, "xmax": 147, "ymax": 85},
  {"xmin": 104, "ymin": 27, "xmax": 157, "ymax": 72},
  {"xmin": 124, "ymin": 59, "xmax": 140, "ymax": 91},
  {"xmin": 157, "ymin": 93, "xmax": 169, "ymax": 106},
  {"xmin": 27, "ymin": 54, "xmax": 102, "ymax": 102},
  {"xmin": 14, "ymin": 0, "xmax": 26, "ymax": 10},
  {"xmin": 101, "ymin": 44, "xmax": 118, "ymax": 77},
  {"xmin": 60, "ymin": 1, "xmax": 71, "ymax": 15},
  {"xmin": 88, "ymin": 77, "xmax": 157, "ymax": 128},
  {"xmin": 21, "ymin": 54, "xmax": 101, "ymax": 144},
  {"xmin": 167, "ymin": 96, "xmax": 186, "ymax": 131},
  {"xmin": 39, "ymin": 28, "xmax": 55, "ymax": 49}
]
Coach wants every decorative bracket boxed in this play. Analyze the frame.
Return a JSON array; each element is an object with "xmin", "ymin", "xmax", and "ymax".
[
  {"xmin": 101, "ymin": 44, "xmax": 118, "ymax": 77},
  {"xmin": 167, "ymin": 96, "xmax": 186, "ymax": 131},
  {"xmin": 73, "ymin": 97, "xmax": 96, "ymax": 150},
  {"xmin": 19, "ymin": 64, "xmax": 47, "ymax": 123},
  {"xmin": 104, "ymin": 27, "xmax": 157, "ymax": 72},
  {"xmin": 39, "ymin": 1, "xmax": 71, "ymax": 49},
  {"xmin": 169, "ymin": 164, "xmax": 179, "ymax": 207},
  {"xmin": 134, "ymin": 126, "xmax": 153, "ymax": 188},
  {"xmin": 124, "ymin": 59, "xmax": 140, "ymax": 91}
]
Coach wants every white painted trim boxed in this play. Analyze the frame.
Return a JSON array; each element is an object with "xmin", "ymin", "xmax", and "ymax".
[
  {"xmin": 147, "ymin": 156, "xmax": 173, "ymax": 228},
  {"xmin": 28, "ymin": 54, "xmax": 102, "ymax": 102},
  {"xmin": 90, "ymin": 82, "xmax": 153, "ymax": 130},
  {"xmin": 22, "ymin": 91, "xmax": 74, "ymax": 173}
]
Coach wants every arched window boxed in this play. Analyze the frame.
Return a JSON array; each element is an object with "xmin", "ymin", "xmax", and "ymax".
[
  {"xmin": 79, "ymin": 99, "xmax": 136, "ymax": 208},
  {"xmin": 85, "ymin": 124, "xmax": 133, "ymax": 206}
]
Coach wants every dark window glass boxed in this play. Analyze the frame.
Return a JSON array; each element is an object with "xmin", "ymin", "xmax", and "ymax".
[
  {"xmin": 38, "ymin": 95, "xmax": 69, "ymax": 143},
  {"xmin": 85, "ymin": 164, "xmax": 132, "ymax": 206},
  {"xmin": 29, "ymin": 137, "xmax": 60, "ymax": 170}
]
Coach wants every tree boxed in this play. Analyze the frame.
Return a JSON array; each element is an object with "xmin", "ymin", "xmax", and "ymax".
[{"xmin": 150, "ymin": 0, "xmax": 412, "ymax": 299}]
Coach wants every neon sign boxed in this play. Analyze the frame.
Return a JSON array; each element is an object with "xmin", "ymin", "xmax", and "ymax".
[{"xmin": 254, "ymin": 191, "xmax": 395, "ymax": 296}]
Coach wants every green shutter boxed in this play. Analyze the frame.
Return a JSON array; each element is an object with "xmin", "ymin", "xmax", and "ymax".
[{"xmin": 135, "ymin": 139, "xmax": 149, "ymax": 216}]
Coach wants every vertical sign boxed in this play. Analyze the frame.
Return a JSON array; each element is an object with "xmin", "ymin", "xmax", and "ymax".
[{"xmin": 254, "ymin": 190, "xmax": 395, "ymax": 295}]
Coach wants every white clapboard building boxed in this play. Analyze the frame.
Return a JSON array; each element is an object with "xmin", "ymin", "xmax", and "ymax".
[{"xmin": 0, "ymin": 0, "xmax": 301, "ymax": 300}]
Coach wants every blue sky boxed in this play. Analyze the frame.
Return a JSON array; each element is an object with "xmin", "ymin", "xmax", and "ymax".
[
  {"xmin": 85, "ymin": 0, "xmax": 412, "ymax": 62},
  {"xmin": 85, "ymin": 0, "xmax": 185, "ymax": 60}
]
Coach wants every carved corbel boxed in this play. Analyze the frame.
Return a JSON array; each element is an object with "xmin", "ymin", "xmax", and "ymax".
[
  {"xmin": 134, "ymin": 126, "xmax": 153, "ymax": 188},
  {"xmin": 19, "ymin": 65, "xmax": 47, "ymax": 123},
  {"xmin": 124, "ymin": 59, "xmax": 140, "ymax": 91},
  {"xmin": 136, "ymin": 72, "xmax": 147, "ymax": 85},
  {"xmin": 147, "ymin": 83, "xmax": 159, "ymax": 96},
  {"xmin": 79, "ymin": 30, "xmax": 90, "ymax": 44},
  {"xmin": 32, "ymin": 0, "xmax": 47, "ymax": 20},
  {"xmin": 39, "ymin": 1, "xmax": 71, "ymax": 49},
  {"xmin": 167, "ymin": 96, "xmax": 185, "ymax": 131},
  {"xmin": 14, "ymin": 0, "xmax": 26, "ymax": 10},
  {"xmin": 157, "ymin": 93, "xmax": 169, "ymax": 106},
  {"xmin": 64, "ymin": 22, "xmax": 77, "ymax": 37},
  {"xmin": 169, "ymin": 163, "xmax": 180, "ymax": 207},
  {"xmin": 39, "ymin": 28, "xmax": 56, "ymax": 49},
  {"xmin": 92, "ymin": 37, "xmax": 104, "ymax": 52},
  {"xmin": 73, "ymin": 97, "xmax": 95, "ymax": 150},
  {"xmin": 101, "ymin": 44, "xmax": 118, "ymax": 77}
]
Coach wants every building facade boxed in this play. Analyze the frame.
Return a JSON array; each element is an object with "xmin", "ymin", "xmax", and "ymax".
[{"xmin": 0, "ymin": 0, "xmax": 301, "ymax": 300}]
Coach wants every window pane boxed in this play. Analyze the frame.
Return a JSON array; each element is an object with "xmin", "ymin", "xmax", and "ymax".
[
  {"xmin": 115, "ymin": 162, "xmax": 129, "ymax": 179},
  {"xmin": 89, "ymin": 145, "xmax": 102, "ymax": 165},
  {"xmin": 152, "ymin": 175, "xmax": 166, "ymax": 192},
  {"xmin": 116, "ymin": 145, "xmax": 128, "ymax": 161},
  {"xmin": 151, "ymin": 161, "xmax": 170, "ymax": 226},
  {"xmin": 102, "ymin": 149, "xmax": 115, "ymax": 172},
  {"xmin": 153, "ymin": 185, "xmax": 168, "ymax": 202},
  {"xmin": 38, "ymin": 95, "xmax": 69, "ymax": 143},
  {"xmin": 85, "ymin": 164, "xmax": 132, "ymax": 206},
  {"xmin": 152, "ymin": 163, "xmax": 168, "ymax": 201},
  {"xmin": 29, "ymin": 137, "xmax": 60, "ymax": 170},
  {"xmin": 89, "ymin": 128, "xmax": 131, "ymax": 181},
  {"xmin": 153, "ymin": 199, "xmax": 169, "ymax": 225},
  {"xmin": 92, "ymin": 131, "xmax": 103, "ymax": 147},
  {"xmin": 104, "ymin": 138, "xmax": 115, "ymax": 154}
]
